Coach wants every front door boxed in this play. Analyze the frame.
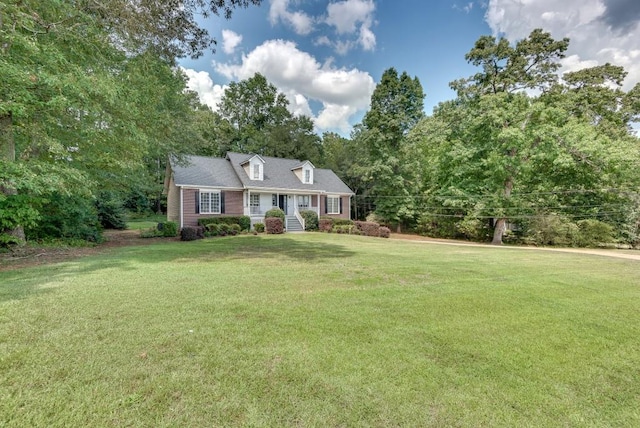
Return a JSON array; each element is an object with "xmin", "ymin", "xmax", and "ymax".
[{"xmin": 278, "ymin": 194, "xmax": 288, "ymax": 214}]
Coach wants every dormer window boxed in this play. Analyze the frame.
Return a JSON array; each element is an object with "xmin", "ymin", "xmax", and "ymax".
[
  {"xmin": 241, "ymin": 154, "xmax": 265, "ymax": 181},
  {"xmin": 292, "ymin": 160, "xmax": 315, "ymax": 185}
]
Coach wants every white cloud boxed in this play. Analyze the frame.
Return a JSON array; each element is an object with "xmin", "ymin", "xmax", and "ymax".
[
  {"xmin": 221, "ymin": 29, "xmax": 243, "ymax": 54},
  {"xmin": 181, "ymin": 68, "xmax": 227, "ymax": 111},
  {"xmin": 485, "ymin": 0, "xmax": 640, "ymax": 91},
  {"xmin": 325, "ymin": 0, "xmax": 376, "ymax": 52},
  {"xmin": 214, "ymin": 39, "xmax": 375, "ymax": 133},
  {"xmin": 269, "ymin": 0, "xmax": 314, "ymax": 35}
]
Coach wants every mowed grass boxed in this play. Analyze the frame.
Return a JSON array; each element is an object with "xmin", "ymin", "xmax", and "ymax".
[{"xmin": 1, "ymin": 234, "xmax": 639, "ymax": 427}]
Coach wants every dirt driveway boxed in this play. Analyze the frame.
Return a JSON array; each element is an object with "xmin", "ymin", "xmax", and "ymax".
[{"xmin": 391, "ymin": 233, "xmax": 640, "ymax": 261}]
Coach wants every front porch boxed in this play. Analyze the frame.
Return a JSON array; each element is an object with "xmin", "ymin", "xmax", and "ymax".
[{"xmin": 244, "ymin": 191, "xmax": 320, "ymax": 230}]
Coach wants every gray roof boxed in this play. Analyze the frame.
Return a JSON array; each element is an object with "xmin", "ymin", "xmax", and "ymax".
[
  {"xmin": 171, "ymin": 153, "xmax": 353, "ymax": 195},
  {"xmin": 171, "ymin": 155, "xmax": 243, "ymax": 189}
]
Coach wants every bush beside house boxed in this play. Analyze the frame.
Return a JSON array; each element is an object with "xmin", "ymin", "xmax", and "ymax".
[{"xmin": 265, "ymin": 217, "xmax": 284, "ymax": 234}]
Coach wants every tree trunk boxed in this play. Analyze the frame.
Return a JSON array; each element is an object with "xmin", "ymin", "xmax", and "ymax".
[
  {"xmin": 491, "ymin": 176, "xmax": 513, "ymax": 245},
  {"xmin": 491, "ymin": 218, "xmax": 506, "ymax": 245},
  {"xmin": 0, "ymin": 111, "xmax": 26, "ymax": 244}
]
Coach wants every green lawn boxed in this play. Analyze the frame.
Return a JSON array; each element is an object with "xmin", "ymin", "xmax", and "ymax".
[
  {"xmin": 126, "ymin": 213, "xmax": 167, "ymax": 230},
  {"xmin": 1, "ymin": 234, "xmax": 639, "ymax": 427}
]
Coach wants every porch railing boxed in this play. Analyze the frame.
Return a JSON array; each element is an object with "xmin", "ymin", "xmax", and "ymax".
[{"xmin": 294, "ymin": 210, "xmax": 305, "ymax": 231}]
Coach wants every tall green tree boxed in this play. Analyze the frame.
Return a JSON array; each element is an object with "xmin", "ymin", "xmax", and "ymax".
[
  {"xmin": 217, "ymin": 73, "xmax": 323, "ymax": 163},
  {"xmin": 417, "ymin": 29, "xmax": 640, "ymax": 245},
  {"xmin": 356, "ymin": 68, "xmax": 425, "ymax": 230},
  {"xmin": 0, "ymin": 0, "xmax": 263, "ymax": 244}
]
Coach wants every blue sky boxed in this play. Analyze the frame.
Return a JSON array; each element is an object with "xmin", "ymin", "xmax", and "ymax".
[{"xmin": 180, "ymin": 0, "xmax": 640, "ymax": 135}]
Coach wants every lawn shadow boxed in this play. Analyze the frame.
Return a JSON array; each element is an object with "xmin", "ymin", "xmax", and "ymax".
[
  {"xmin": 0, "ymin": 235, "xmax": 356, "ymax": 300},
  {"xmin": 0, "ymin": 269, "xmax": 57, "ymax": 302}
]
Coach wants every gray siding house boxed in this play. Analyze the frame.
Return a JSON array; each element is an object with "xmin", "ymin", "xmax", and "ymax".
[{"xmin": 165, "ymin": 152, "xmax": 354, "ymax": 230}]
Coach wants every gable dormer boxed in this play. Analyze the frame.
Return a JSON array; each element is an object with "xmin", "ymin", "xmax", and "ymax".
[
  {"xmin": 292, "ymin": 160, "xmax": 315, "ymax": 185},
  {"xmin": 241, "ymin": 154, "xmax": 265, "ymax": 181}
]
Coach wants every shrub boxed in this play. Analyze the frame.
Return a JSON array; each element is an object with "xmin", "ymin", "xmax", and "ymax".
[
  {"xmin": 523, "ymin": 214, "xmax": 580, "ymax": 247},
  {"xmin": 95, "ymin": 191, "xmax": 127, "ymax": 230},
  {"xmin": 25, "ymin": 193, "xmax": 103, "ymax": 243},
  {"xmin": 354, "ymin": 221, "xmax": 380, "ymax": 237},
  {"xmin": 254, "ymin": 222, "xmax": 265, "ymax": 233},
  {"xmin": 379, "ymin": 226, "xmax": 390, "ymax": 238},
  {"xmin": 576, "ymin": 219, "xmax": 615, "ymax": 247},
  {"xmin": 300, "ymin": 210, "xmax": 319, "ymax": 231},
  {"xmin": 162, "ymin": 221, "xmax": 178, "ymax": 237},
  {"xmin": 265, "ymin": 217, "xmax": 284, "ymax": 234},
  {"xmin": 218, "ymin": 223, "xmax": 230, "ymax": 236},
  {"xmin": 265, "ymin": 208, "xmax": 285, "ymax": 222},
  {"xmin": 205, "ymin": 223, "xmax": 220, "ymax": 237},
  {"xmin": 333, "ymin": 225, "xmax": 353, "ymax": 234},
  {"xmin": 180, "ymin": 226, "xmax": 204, "ymax": 241},
  {"xmin": 333, "ymin": 218, "xmax": 354, "ymax": 226},
  {"xmin": 198, "ymin": 216, "xmax": 251, "ymax": 231},
  {"xmin": 319, "ymin": 218, "xmax": 333, "ymax": 232},
  {"xmin": 456, "ymin": 217, "xmax": 492, "ymax": 241},
  {"xmin": 229, "ymin": 224, "xmax": 242, "ymax": 236}
]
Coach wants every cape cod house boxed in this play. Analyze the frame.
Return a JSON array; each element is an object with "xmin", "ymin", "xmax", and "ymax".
[{"xmin": 165, "ymin": 152, "xmax": 354, "ymax": 231}]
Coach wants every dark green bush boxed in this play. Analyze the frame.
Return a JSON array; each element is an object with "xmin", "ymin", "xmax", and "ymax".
[
  {"xmin": 229, "ymin": 224, "xmax": 241, "ymax": 235},
  {"xmin": 254, "ymin": 223, "xmax": 265, "ymax": 233},
  {"xmin": 162, "ymin": 221, "xmax": 178, "ymax": 237},
  {"xmin": 300, "ymin": 210, "xmax": 319, "ymax": 230},
  {"xmin": 198, "ymin": 216, "xmax": 251, "ymax": 231},
  {"xmin": 265, "ymin": 208, "xmax": 285, "ymax": 222},
  {"xmin": 523, "ymin": 214, "xmax": 579, "ymax": 246},
  {"xmin": 576, "ymin": 219, "xmax": 615, "ymax": 247},
  {"xmin": 96, "ymin": 191, "xmax": 127, "ymax": 230},
  {"xmin": 204, "ymin": 223, "xmax": 220, "ymax": 237},
  {"xmin": 26, "ymin": 193, "xmax": 103, "ymax": 243},
  {"xmin": 265, "ymin": 217, "xmax": 284, "ymax": 234},
  {"xmin": 180, "ymin": 226, "xmax": 204, "ymax": 241}
]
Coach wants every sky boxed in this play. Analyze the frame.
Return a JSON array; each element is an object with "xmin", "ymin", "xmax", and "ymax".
[{"xmin": 179, "ymin": 0, "xmax": 640, "ymax": 136}]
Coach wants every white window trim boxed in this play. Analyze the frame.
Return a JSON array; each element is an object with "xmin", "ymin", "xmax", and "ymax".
[
  {"xmin": 200, "ymin": 190, "xmax": 221, "ymax": 214},
  {"xmin": 327, "ymin": 195, "xmax": 340, "ymax": 215}
]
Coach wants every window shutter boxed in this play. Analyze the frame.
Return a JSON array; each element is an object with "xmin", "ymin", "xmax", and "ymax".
[
  {"xmin": 324, "ymin": 196, "xmax": 327, "ymax": 214},
  {"xmin": 195, "ymin": 190, "xmax": 200, "ymax": 214},
  {"xmin": 220, "ymin": 192, "xmax": 225, "ymax": 214},
  {"xmin": 339, "ymin": 197, "xmax": 343, "ymax": 214}
]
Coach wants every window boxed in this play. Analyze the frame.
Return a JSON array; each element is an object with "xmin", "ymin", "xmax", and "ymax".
[
  {"xmin": 250, "ymin": 194, "xmax": 260, "ymax": 215},
  {"xmin": 253, "ymin": 164, "xmax": 260, "ymax": 180},
  {"xmin": 326, "ymin": 196, "xmax": 340, "ymax": 214},
  {"xmin": 298, "ymin": 195, "xmax": 310, "ymax": 210},
  {"xmin": 272, "ymin": 194, "xmax": 278, "ymax": 207},
  {"xmin": 200, "ymin": 191, "xmax": 220, "ymax": 214},
  {"xmin": 304, "ymin": 169, "xmax": 311, "ymax": 183}
]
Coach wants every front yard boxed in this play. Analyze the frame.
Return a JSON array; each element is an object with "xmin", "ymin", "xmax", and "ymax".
[{"xmin": 1, "ymin": 233, "xmax": 639, "ymax": 426}]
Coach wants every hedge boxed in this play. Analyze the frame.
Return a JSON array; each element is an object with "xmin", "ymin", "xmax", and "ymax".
[
  {"xmin": 319, "ymin": 219, "xmax": 333, "ymax": 232},
  {"xmin": 198, "ymin": 215, "xmax": 251, "ymax": 231}
]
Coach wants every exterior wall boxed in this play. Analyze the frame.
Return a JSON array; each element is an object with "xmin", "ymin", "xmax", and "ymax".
[
  {"xmin": 182, "ymin": 188, "xmax": 244, "ymax": 227},
  {"xmin": 319, "ymin": 195, "xmax": 351, "ymax": 220},
  {"xmin": 166, "ymin": 175, "xmax": 180, "ymax": 223}
]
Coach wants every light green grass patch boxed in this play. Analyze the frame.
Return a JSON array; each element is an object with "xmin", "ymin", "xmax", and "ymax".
[{"xmin": 1, "ymin": 234, "xmax": 639, "ymax": 427}]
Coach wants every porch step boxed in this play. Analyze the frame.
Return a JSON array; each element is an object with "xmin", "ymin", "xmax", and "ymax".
[{"xmin": 285, "ymin": 216, "xmax": 304, "ymax": 232}]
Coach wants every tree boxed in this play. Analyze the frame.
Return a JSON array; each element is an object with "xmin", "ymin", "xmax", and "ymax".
[
  {"xmin": 1, "ymin": 0, "xmax": 263, "ymax": 244},
  {"xmin": 416, "ymin": 29, "xmax": 640, "ymax": 245},
  {"xmin": 217, "ymin": 73, "xmax": 322, "ymax": 163},
  {"xmin": 356, "ymin": 68, "xmax": 425, "ymax": 231}
]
